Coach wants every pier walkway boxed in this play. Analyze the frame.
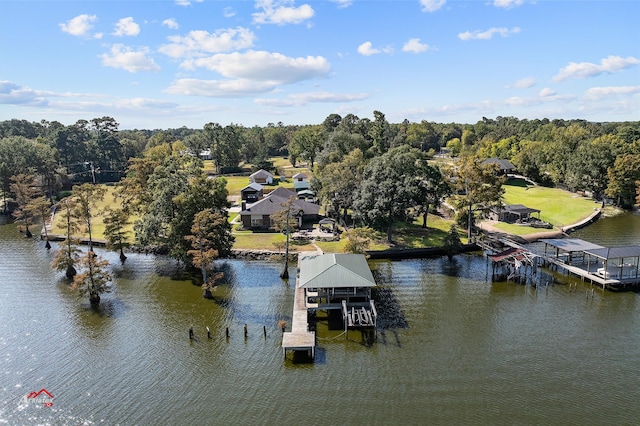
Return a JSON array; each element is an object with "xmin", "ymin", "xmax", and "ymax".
[{"xmin": 281, "ymin": 254, "xmax": 316, "ymax": 359}]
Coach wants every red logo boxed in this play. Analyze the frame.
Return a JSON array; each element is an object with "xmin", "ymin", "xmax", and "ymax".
[{"xmin": 23, "ymin": 388, "xmax": 54, "ymax": 407}]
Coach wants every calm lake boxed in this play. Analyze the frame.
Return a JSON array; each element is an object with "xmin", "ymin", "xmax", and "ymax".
[{"xmin": 1, "ymin": 212, "xmax": 639, "ymax": 425}]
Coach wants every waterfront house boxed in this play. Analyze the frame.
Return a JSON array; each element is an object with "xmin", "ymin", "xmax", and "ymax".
[{"xmin": 239, "ymin": 186, "xmax": 320, "ymax": 229}]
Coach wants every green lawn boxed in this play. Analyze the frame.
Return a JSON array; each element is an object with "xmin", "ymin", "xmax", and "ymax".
[
  {"xmin": 50, "ymin": 185, "xmax": 137, "ymax": 242},
  {"xmin": 496, "ymin": 179, "xmax": 600, "ymax": 233},
  {"xmin": 232, "ymin": 231, "xmax": 316, "ymax": 251}
]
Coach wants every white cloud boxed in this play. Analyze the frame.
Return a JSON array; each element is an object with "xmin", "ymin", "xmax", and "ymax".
[
  {"xmin": 402, "ymin": 38, "xmax": 430, "ymax": 53},
  {"xmin": 420, "ymin": 0, "xmax": 446, "ymax": 12},
  {"xmin": 185, "ymin": 50, "xmax": 330, "ymax": 84},
  {"xmin": 166, "ymin": 78, "xmax": 280, "ymax": 97},
  {"xmin": 162, "ymin": 19, "xmax": 179, "ymax": 30},
  {"xmin": 539, "ymin": 87, "xmax": 556, "ymax": 97},
  {"xmin": 175, "ymin": 0, "xmax": 203, "ymax": 6},
  {"xmin": 493, "ymin": 0, "xmax": 525, "ymax": 9},
  {"xmin": 113, "ymin": 17, "xmax": 140, "ymax": 37},
  {"xmin": 0, "ymin": 81, "xmax": 48, "ymax": 106},
  {"xmin": 253, "ymin": 0, "xmax": 315, "ymax": 25},
  {"xmin": 100, "ymin": 45, "xmax": 160, "ymax": 73},
  {"xmin": 256, "ymin": 91, "xmax": 368, "ymax": 107},
  {"xmin": 357, "ymin": 41, "xmax": 393, "ymax": 56},
  {"xmin": 330, "ymin": 0, "xmax": 352, "ymax": 9},
  {"xmin": 506, "ymin": 77, "xmax": 536, "ymax": 89},
  {"xmin": 59, "ymin": 14, "xmax": 97, "ymax": 37},
  {"xmin": 553, "ymin": 55, "xmax": 640, "ymax": 82},
  {"xmin": 159, "ymin": 27, "xmax": 256, "ymax": 59},
  {"xmin": 585, "ymin": 86, "xmax": 640, "ymax": 100},
  {"xmin": 357, "ymin": 42, "xmax": 379, "ymax": 56},
  {"xmin": 223, "ymin": 7, "xmax": 236, "ymax": 18},
  {"xmin": 458, "ymin": 27, "xmax": 520, "ymax": 41}
]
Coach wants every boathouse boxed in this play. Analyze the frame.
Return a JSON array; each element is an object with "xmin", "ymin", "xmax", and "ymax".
[
  {"xmin": 282, "ymin": 253, "xmax": 378, "ymax": 360},
  {"xmin": 541, "ymin": 238, "xmax": 640, "ymax": 289}
]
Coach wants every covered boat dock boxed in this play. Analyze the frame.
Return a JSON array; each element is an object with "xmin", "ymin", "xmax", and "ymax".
[{"xmin": 540, "ymin": 238, "xmax": 640, "ymax": 289}]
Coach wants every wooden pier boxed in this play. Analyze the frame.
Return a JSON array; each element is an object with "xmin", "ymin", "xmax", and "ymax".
[{"xmin": 281, "ymin": 254, "xmax": 316, "ymax": 359}]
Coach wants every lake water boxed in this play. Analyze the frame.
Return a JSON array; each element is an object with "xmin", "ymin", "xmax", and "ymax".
[{"xmin": 1, "ymin": 212, "xmax": 639, "ymax": 425}]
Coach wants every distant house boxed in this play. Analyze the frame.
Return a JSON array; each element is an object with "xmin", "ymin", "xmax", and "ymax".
[
  {"xmin": 292, "ymin": 172, "xmax": 310, "ymax": 191},
  {"xmin": 249, "ymin": 169, "xmax": 274, "ymax": 185},
  {"xmin": 199, "ymin": 149, "xmax": 212, "ymax": 160},
  {"xmin": 482, "ymin": 158, "xmax": 516, "ymax": 175},
  {"xmin": 239, "ymin": 186, "xmax": 320, "ymax": 229},
  {"xmin": 240, "ymin": 182, "xmax": 264, "ymax": 202}
]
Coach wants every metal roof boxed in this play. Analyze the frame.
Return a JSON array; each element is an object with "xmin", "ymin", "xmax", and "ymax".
[
  {"xmin": 502, "ymin": 204, "xmax": 540, "ymax": 214},
  {"xmin": 240, "ymin": 182, "xmax": 264, "ymax": 192},
  {"xmin": 249, "ymin": 169, "xmax": 273, "ymax": 178},
  {"xmin": 541, "ymin": 238, "xmax": 605, "ymax": 253},
  {"xmin": 584, "ymin": 246, "xmax": 640, "ymax": 260},
  {"xmin": 298, "ymin": 253, "xmax": 376, "ymax": 289}
]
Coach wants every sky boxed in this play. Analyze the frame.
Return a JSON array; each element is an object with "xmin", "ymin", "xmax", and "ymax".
[{"xmin": 0, "ymin": 0, "xmax": 639, "ymax": 130}]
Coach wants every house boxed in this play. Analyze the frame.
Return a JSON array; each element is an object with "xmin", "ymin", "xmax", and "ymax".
[
  {"xmin": 482, "ymin": 158, "xmax": 516, "ymax": 175},
  {"xmin": 292, "ymin": 172, "xmax": 310, "ymax": 191},
  {"xmin": 199, "ymin": 149, "xmax": 212, "ymax": 160},
  {"xmin": 240, "ymin": 182, "xmax": 264, "ymax": 202},
  {"xmin": 239, "ymin": 186, "xmax": 320, "ymax": 229},
  {"xmin": 249, "ymin": 169, "xmax": 274, "ymax": 185}
]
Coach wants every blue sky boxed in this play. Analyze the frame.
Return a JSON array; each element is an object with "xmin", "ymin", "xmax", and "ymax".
[{"xmin": 1, "ymin": 0, "xmax": 638, "ymax": 129}]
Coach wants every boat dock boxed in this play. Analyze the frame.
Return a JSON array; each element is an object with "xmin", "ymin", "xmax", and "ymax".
[
  {"xmin": 281, "ymin": 254, "xmax": 316, "ymax": 359},
  {"xmin": 479, "ymin": 235, "xmax": 640, "ymax": 290}
]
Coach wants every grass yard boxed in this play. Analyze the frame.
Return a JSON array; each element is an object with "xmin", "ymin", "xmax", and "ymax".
[
  {"xmin": 493, "ymin": 179, "xmax": 600, "ymax": 235},
  {"xmin": 50, "ymin": 185, "xmax": 137, "ymax": 243},
  {"xmin": 232, "ymin": 230, "xmax": 317, "ymax": 251}
]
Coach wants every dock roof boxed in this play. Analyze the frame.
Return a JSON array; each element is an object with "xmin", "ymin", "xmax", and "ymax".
[
  {"xmin": 584, "ymin": 246, "xmax": 640, "ymax": 260},
  {"xmin": 298, "ymin": 253, "xmax": 376, "ymax": 289},
  {"xmin": 541, "ymin": 238, "xmax": 604, "ymax": 253}
]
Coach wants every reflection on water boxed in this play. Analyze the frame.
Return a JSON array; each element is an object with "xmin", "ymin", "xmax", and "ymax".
[{"xmin": 0, "ymin": 213, "xmax": 639, "ymax": 425}]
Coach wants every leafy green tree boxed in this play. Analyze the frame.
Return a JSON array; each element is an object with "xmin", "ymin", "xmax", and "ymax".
[
  {"xmin": 567, "ymin": 134, "xmax": 620, "ymax": 197},
  {"xmin": 315, "ymin": 148, "xmax": 366, "ymax": 224},
  {"xmin": 0, "ymin": 136, "xmax": 43, "ymax": 213},
  {"xmin": 289, "ymin": 125, "xmax": 325, "ymax": 168},
  {"xmin": 369, "ymin": 110, "xmax": 390, "ymax": 155},
  {"xmin": 72, "ymin": 250, "xmax": 112, "ymax": 306},
  {"xmin": 103, "ymin": 207, "xmax": 131, "ymax": 263},
  {"xmin": 606, "ymin": 154, "xmax": 640, "ymax": 208},
  {"xmin": 9, "ymin": 174, "xmax": 40, "ymax": 237},
  {"xmin": 52, "ymin": 197, "xmax": 81, "ymax": 279},
  {"xmin": 71, "ymin": 183, "xmax": 107, "ymax": 251},
  {"xmin": 452, "ymin": 156, "xmax": 505, "ymax": 238},
  {"xmin": 170, "ymin": 175, "xmax": 231, "ymax": 262},
  {"xmin": 443, "ymin": 224, "xmax": 463, "ymax": 261},
  {"xmin": 413, "ymin": 164, "xmax": 450, "ymax": 228},
  {"xmin": 446, "ymin": 138, "xmax": 462, "ymax": 157},
  {"xmin": 353, "ymin": 146, "xmax": 430, "ymax": 242},
  {"xmin": 344, "ymin": 227, "xmax": 375, "ymax": 254}
]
